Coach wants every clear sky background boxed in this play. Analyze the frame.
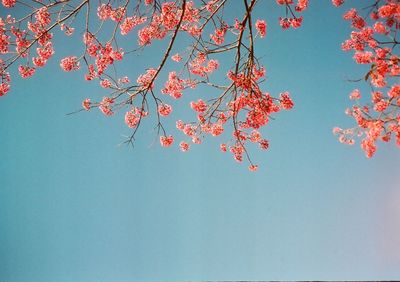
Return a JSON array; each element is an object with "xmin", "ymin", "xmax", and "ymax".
[{"xmin": 1, "ymin": 1, "xmax": 400, "ymax": 281}]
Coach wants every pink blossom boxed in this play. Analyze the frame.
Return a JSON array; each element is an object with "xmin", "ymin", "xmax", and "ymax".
[
  {"xmin": 99, "ymin": 97, "xmax": 114, "ymax": 116},
  {"xmin": 60, "ymin": 23, "xmax": 75, "ymax": 36},
  {"xmin": 158, "ymin": 103, "xmax": 173, "ymax": 117},
  {"xmin": 160, "ymin": 135, "xmax": 174, "ymax": 147},
  {"xmin": 349, "ymin": 89, "xmax": 361, "ymax": 100},
  {"xmin": 211, "ymin": 123, "xmax": 224, "ymax": 136},
  {"xmin": 120, "ymin": 16, "xmax": 147, "ymax": 35},
  {"xmin": 291, "ymin": 17, "xmax": 303, "ymax": 28},
  {"xmin": 137, "ymin": 15, "xmax": 167, "ymax": 46},
  {"xmin": 161, "ymin": 2, "xmax": 179, "ymax": 29},
  {"xmin": 276, "ymin": 0, "xmax": 293, "ymax": 5},
  {"xmin": 280, "ymin": 92, "xmax": 294, "ymax": 109},
  {"xmin": 252, "ymin": 66, "xmax": 266, "ymax": 80},
  {"xmin": 171, "ymin": 53, "xmax": 182, "ymax": 62},
  {"xmin": 97, "ymin": 4, "xmax": 113, "ymax": 21},
  {"xmin": 353, "ymin": 51, "xmax": 374, "ymax": 64},
  {"xmin": 176, "ymin": 120, "xmax": 185, "ymax": 130},
  {"xmin": 60, "ymin": 56, "xmax": 80, "ymax": 72},
  {"xmin": 35, "ymin": 7, "xmax": 51, "ymax": 27},
  {"xmin": 332, "ymin": 127, "xmax": 342, "ymax": 134},
  {"xmin": 248, "ymin": 164, "xmax": 258, "ymax": 172},
  {"xmin": 82, "ymin": 98, "xmax": 91, "ymax": 111},
  {"xmin": 190, "ymin": 99, "xmax": 207, "ymax": 113},
  {"xmin": 85, "ymin": 65, "xmax": 97, "ymax": 81},
  {"xmin": 137, "ymin": 68, "xmax": 157, "ymax": 89},
  {"xmin": 220, "ymin": 143, "xmax": 227, "ymax": 152},
  {"xmin": 374, "ymin": 99, "xmax": 389, "ymax": 112},
  {"xmin": 0, "ymin": 82, "xmax": 10, "ymax": 96},
  {"xmin": 378, "ymin": 4, "xmax": 398, "ymax": 18},
  {"xmin": 373, "ymin": 22, "xmax": 388, "ymax": 34},
  {"xmin": 2, "ymin": 0, "xmax": 16, "ymax": 8},
  {"xmin": 205, "ymin": 0, "xmax": 218, "ymax": 12},
  {"xmin": 125, "ymin": 110, "xmax": 140, "ymax": 128},
  {"xmin": 361, "ymin": 139, "xmax": 377, "ymax": 158},
  {"xmin": 279, "ymin": 17, "xmax": 291, "ymax": 29},
  {"xmin": 210, "ymin": 26, "xmax": 227, "ymax": 45},
  {"xmin": 118, "ymin": 76, "xmax": 130, "ymax": 84},
  {"xmin": 295, "ymin": 0, "xmax": 308, "ymax": 12},
  {"xmin": 343, "ymin": 8, "xmax": 357, "ymax": 20},
  {"xmin": 206, "ymin": 59, "xmax": 219, "ymax": 72},
  {"xmin": 0, "ymin": 33, "xmax": 10, "ymax": 54},
  {"xmin": 388, "ymin": 85, "xmax": 400, "ymax": 98},
  {"xmin": 332, "ymin": 0, "xmax": 344, "ymax": 7},
  {"xmin": 259, "ymin": 139, "xmax": 269, "ymax": 150},
  {"xmin": 249, "ymin": 130, "xmax": 262, "ymax": 142},
  {"xmin": 234, "ymin": 19, "xmax": 244, "ymax": 31},
  {"xmin": 100, "ymin": 79, "xmax": 112, "ymax": 88},
  {"xmin": 179, "ymin": 141, "xmax": 190, "ymax": 152},
  {"xmin": 192, "ymin": 136, "xmax": 201, "ymax": 144},
  {"xmin": 111, "ymin": 7, "xmax": 126, "ymax": 22},
  {"xmin": 18, "ymin": 65, "xmax": 35, "ymax": 78},
  {"xmin": 161, "ymin": 72, "xmax": 184, "ymax": 99},
  {"xmin": 255, "ymin": 20, "xmax": 267, "ymax": 38}
]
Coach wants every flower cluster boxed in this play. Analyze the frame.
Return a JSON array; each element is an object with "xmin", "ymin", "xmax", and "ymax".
[
  {"xmin": 161, "ymin": 72, "xmax": 186, "ymax": 99},
  {"xmin": 2, "ymin": 0, "xmax": 16, "ymax": 8},
  {"xmin": 137, "ymin": 68, "xmax": 158, "ymax": 89},
  {"xmin": 275, "ymin": 0, "xmax": 308, "ymax": 29},
  {"xmin": 125, "ymin": 107, "xmax": 149, "ymax": 128},
  {"xmin": 99, "ymin": 97, "xmax": 115, "ymax": 116},
  {"xmin": 0, "ymin": 0, "xmax": 352, "ymax": 171},
  {"xmin": 158, "ymin": 103, "xmax": 173, "ymax": 117},
  {"xmin": 97, "ymin": 4, "xmax": 127, "ymax": 22},
  {"xmin": 0, "ymin": 4, "xmax": 57, "ymax": 91},
  {"xmin": 255, "ymin": 20, "xmax": 267, "ymax": 38},
  {"xmin": 169, "ymin": 63, "xmax": 294, "ymax": 170},
  {"xmin": 334, "ymin": 0, "xmax": 400, "ymax": 158},
  {"xmin": 120, "ymin": 16, "xmax": 147, "ymax": 35},
  {"xmin": 160, "ymin": 135, "xmax": 174, "ymax": 147},
  {"xmin": 60, "ymin": 56, "xmax": 80, "ymax": 72},
  {"xmin": 83, "ymin": 39, "xmax": 124, "ymax": 78},
  {"xmin": 189, "ymin": 53, "xmax": 219, "ymax": 77},
  {"xmin": 210, "ymin": 25, "xmax": 227, "ymax": 45}
]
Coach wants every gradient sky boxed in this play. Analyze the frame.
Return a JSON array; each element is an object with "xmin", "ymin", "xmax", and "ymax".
[{"xmin": 1, "ymin": 1, "xmax": 400, "ymax": 281}]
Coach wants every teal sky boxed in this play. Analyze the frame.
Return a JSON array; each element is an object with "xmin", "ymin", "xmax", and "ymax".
[{"xmin": 1, "ymin": 1, "xmax": 400, "ymax": 281}]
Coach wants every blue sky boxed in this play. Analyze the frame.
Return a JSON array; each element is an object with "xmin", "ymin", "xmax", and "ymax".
[{"xmin": 1, "ymin": 1, "xmax": 400, "ymax": 281}]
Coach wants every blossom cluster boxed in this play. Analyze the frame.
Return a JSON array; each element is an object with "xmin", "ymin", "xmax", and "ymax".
[
  {"xmin": 0, "ymin": 0, "xmax": 302, "ymax": 171},
  {"xmin": 4, "ymin": 0, "xmax": 397, "ymax": 171},
  {"xmin": 275, "ymin": 0, "xmax": 308, "ymax": 29},
  {"xmin": 333, "ymin": 0, "xmax": 400, "ymax": 158},
  {"xmin": 170, "ymin": 63, "xmax": 294, "ymax": 171}
]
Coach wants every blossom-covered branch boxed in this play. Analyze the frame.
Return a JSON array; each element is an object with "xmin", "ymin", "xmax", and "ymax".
[
  {"xmin": 332, "ymin": 0, "xmax": 400, "ymax": 158},
  {"xmin": 1, "ymin": 0, "xmax": 398, "ymax": 171},
  {"xmin": 1, "ymin": 0, "xmax": 308, "ymax": 171}
]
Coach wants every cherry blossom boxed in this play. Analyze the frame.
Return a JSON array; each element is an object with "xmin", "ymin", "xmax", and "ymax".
[
  {"xmin": 333, "ymin": 0, "xmax": 400, "ymax": 158},
  {"xmin": 18, "ymin": 65, "xmax": 35, "ymax": 78},
  {"xmin": 171, "ymin": 53, "xmax": 182, "ymax": 62},
  {"xmin": 332, "ymin": 0, "xmax": 344, "ymax": 7},
  {"xmin": 0, "ymin": 82, "xmax": 9, "ymax": 96},
  {"xmin": 160, "ymin": 135, "xmax": 174, "ymax": 147},
  {"xmin": 255, "ymin": 20, "xmax": 267, "ymax": 38},
  {"xmin": 60, "ymin": 56, "xmax": 80, "ymax": 72},
  {"xmin": 179, "ymin": 141, "xmax": 190, "ymax": 152},
  {"xmin": 2, "ymin": 0, "xmax": 16, "ymax": 8},
  {"xmin": 99, "ymin": 97, "xmax": 114, "ymax": 116},
  {"xmin": 158, "ymin": 104, "xmax": 173, "ymax": 117},
  {"xmin": 248, "ymin": 164, "xmax": 258, "ymax": 172},
  {"xmin": 1, "ymin": 0, "xmax": 397, "ymax": 171},
  {"xmin": 82, "ymin": 98, "xmax": 91, "ymax": 111}
]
